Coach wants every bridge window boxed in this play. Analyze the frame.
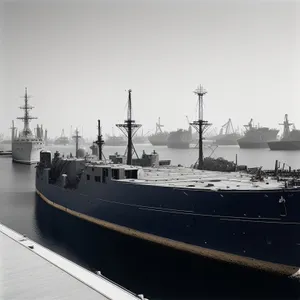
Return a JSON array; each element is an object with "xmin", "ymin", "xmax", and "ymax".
[
  {"xmin": 95, "ymin": 176, "xmax": 101, "ymax": 182},
  {"xmin": 112, "ymin": 169, "xmax": 119, "ymax": 179},
  {"xmin": 86, "ymin": 174, "xmax": 90, "ymax": 180},
  {"xmin": 102, "ymin": 168, "xmax": 108, "ymax": 183},
  {"xmin": 125, "ymin": 169, "xmax": 138, "ymax": 179}
]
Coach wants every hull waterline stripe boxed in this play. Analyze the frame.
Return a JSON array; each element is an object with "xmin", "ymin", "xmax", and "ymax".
[{"xmin": 36, "ymin": 189, "xmax": 299, "ymax": 277}]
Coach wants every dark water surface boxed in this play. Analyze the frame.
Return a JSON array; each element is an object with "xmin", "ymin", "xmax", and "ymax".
[{"xmin": 1, "ymin": 149, "xmax": 300, "ymax": 300}]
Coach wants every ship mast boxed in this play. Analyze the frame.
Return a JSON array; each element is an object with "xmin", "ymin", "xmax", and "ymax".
[
  {"xmin": 94, "ymin": 119, "xmax": 105, "ymax": 160},
  {"xmin": 190, "ymin": 85, "xmax": 211, "ymax": 170},
  {"xmin": 116, "ymin": 89, "xmax": 141, "ymax": 165},
  {"xmin": 279, "ymin": 114, "xmax": 293, "ymax": 139},
  {"xmin": 10, "ymin": 120, "xmax": 16, "ymax": 141},
  {"xmin": 17, "ymin": 87, "xmax": 37, "ymax": 137},
  {"xmin": 72, "ymin": 128, "xmax": 81, "ymax": 158},
  {"xmin": 156, "ymin": 117, "xmax": 164, "ymax": 134}
]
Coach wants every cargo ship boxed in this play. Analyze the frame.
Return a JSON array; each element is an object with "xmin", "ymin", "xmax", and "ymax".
[
  {"xmin": 104, "ymin": 135, "xmax": 127, "ymax": 146},
  {"xmin": 213, "ymin": 119, "xmax": 241, "ymax": 146},
  {"xmin": 104, "ymin": 126, "xmax": 127, "ymax": 146},
  {"xmin": 36, "ymin": 87, "xmax": 300, "ymax": 277},
  {"xmin": 167, "ymin": 126, "xmax": 193, "ymax": 149},
  {"xmin": 148, "ymin": 118, "xmax": 169, "ymax": 146},
  {"xmin": 237, "ymin": 119, "xmax": 279, "ymax": 149},
  {"xmin": 133, "ymin": 130, "xmax": 148, "ymax": 144},
  {"xmin": 268, "ymin": 114, "xmax": 300, "ymax": 151},
  {"xmin": 54, "ymin": 129, "xmax": 70, "ymax": 146}
]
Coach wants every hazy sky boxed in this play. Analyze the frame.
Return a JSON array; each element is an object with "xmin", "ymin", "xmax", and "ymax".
[{"xmin": 1, "ymin": 0, "xmax": 300, "ymax": 139}]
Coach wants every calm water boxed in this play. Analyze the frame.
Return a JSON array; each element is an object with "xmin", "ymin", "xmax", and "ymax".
[{"xmin": 0, "ymin": 143, "xmax": 300, "ymax": 300}]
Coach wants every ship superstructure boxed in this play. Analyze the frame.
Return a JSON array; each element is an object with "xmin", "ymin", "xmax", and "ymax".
[
  {"xmin": 268, "ymin": 114, "xmax": 300, "ymax": 150},
  {"xmin": 12, "ymin": 88, "xmax": 44, "ymax": 164},
  {"xmin": 36, "ymin": 86, "xmax": 300, "ymax": 277},
  {"xmin": 237, "ymin": 119, "xmax": 279, "ymax": 149}
]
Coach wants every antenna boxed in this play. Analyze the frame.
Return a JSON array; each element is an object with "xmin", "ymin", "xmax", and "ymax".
[
  {"xmin": 190, "ymin": 85, "xmax": 211, "ymax": 170},
  {"xmin": 116, "ymin": 89, "xmax": 142, "ymax": 165}
]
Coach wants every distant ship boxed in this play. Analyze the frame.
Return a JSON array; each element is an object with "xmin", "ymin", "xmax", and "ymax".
[
  {"xmin": 133, "ymin": 130, "xmax": 149, "ymax": 144},
  {"xmin": 12, "ymin": 88, "xmax": 44, "ymax": 164},
  {"xmin": 70, "ymin": 135, "xmax": 86, "ymax": 145},
  {"xmin": 105, "ymin": 135, "xmax": 127, "ymax": 146},
  {"xmin": 0, "ymin": 138, "xmax": 11, "ymax": 145},
  {"xmin": 213, "ymin": 119, "xmax": 242, "ymax": 146},
  {"xmin": 167, "ymin": 126, "xmax": 193, "ymax": 149},
  {"xmin": 54, "ymin": 129, "xmax": 70, "ymax": 146},
  {"xmin": 69, "ymin": 127, "xmax": 86, "ymax": 145},
  {"xmin": 103, "ymin": 125, "xmax": 127, "ymax": 146},
  {"xmin": 237, "ymin": 119, "xmax": 279, "ymax": 149},
  {"xmin": 148, "ymin": 118, "xmax": 169, "ymax": 146},
  {"xmin": 268, "ymin": 114, "xmax": 300, "ymax": 150}
]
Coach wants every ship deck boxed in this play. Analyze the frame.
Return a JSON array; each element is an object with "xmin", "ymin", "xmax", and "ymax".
[
  {"xmin": 0, "ymin": 223, "xmax": 146, "ymax": 300},
  {"xmin": 72, "ymin": 159, "xmax": 291, "ymax": 191},
  {"xmin": 130, "ymin": 167, "xmax": 288, "ymax": 191}
]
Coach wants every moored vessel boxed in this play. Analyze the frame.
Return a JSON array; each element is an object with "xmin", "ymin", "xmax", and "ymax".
[
  {"xmin": 36, "ymin": 87, "xmax": 300, "ymax": 276},
  {"xmin": 268, "ymin": 114, "xmax": 300, "ymax": 150},
  {"xmin": 213, "ymin": 119, "xmax": 241, "ymax": 146},
  {"xmin": 133, "ymin": 130, "xmax": 149, "ymax": 144},
  {"xmin": 12, "ymin": 88, "xmax": 44, "ymax": 164},
  {"xmin": 105, "ymin": 135, "xmax": 127, "ymax": 146},
  {"xmin": 167, "ymin": 126, "xmax": 192, "ymax": 149},
  {"xmin": 54, "ymin": 129, "xmax": 70, "ymax": 146},
  {"xmin": 148, "ymin": 118, "xmax": 169, "ymax": 146},
  {"xmin": 237, "ymin": 119, "xmax": 279, "ymax": 149}
]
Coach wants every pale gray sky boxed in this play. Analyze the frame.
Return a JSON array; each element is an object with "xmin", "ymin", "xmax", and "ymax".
[{"xmin": 1, "ymin": 0, "xmax": 300, "ymax": 139}]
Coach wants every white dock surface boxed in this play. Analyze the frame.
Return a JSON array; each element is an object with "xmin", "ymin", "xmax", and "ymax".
[{"xmin": 0, "ymin": 223, "xmax": 146, "ymax": 300}]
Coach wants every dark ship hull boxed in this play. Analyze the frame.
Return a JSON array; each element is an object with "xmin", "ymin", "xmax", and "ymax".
[
  {"xmin": 167, "ymin": 128, "xmax": 192, "ymax": 149},
  {"xmin": 36, "ymin": 159, "xmax": 300, "ymax": 277},
  {"xmin": 268, "ymin": 140, "xmax": 300, "ymax": 151},
  {"xmin": 214, "ymin": 135, "xmax": 239, "ymax": 146},
  {"xmin": 149, "ymin": 140, "xmax": 167, "ymax": 146},
  {"xmin": 238, "ymin": 130, "xmax": 279, "ymax": 149},
  {"xmin": 238, "ymin": 141, "xmax": 270, "ymax": 149},
  {"xmin": 148, "ymin": 136, "xmax": 168, "ymax": 146}
]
